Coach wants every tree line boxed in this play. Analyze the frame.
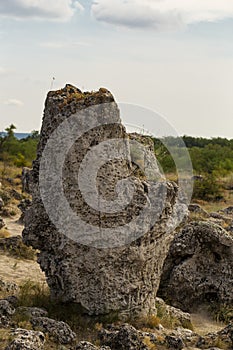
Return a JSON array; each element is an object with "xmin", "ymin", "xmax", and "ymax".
[
  {"xmin": 0, "ymin": 124, "xmax": 39, "ymax": 167},
  {"xmin": 1, "ymin": 125, "xmax": 233, "ymax": 201}
]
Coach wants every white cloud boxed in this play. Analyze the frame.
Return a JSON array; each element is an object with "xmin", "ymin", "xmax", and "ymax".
[
  {"xmin": 92, "ymin": 0, "xmax": 233, "ymax": 30},
  {"xmin": 3, "ymin": 99, "xmax": 24, "ymax": 107},
  {"xmin": 0, "ymin": 67, "xmax": 11, "ymax": 76},
  {"xmin": 0, "ymin": 0, "xmax": 84, "ymax": 22},
  {"xmin": 40, "ymin": 41, "xmax": 90, "ymax": 49}
]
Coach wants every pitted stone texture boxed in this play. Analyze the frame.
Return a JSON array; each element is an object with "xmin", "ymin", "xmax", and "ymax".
[
  {"xmin": 22, "ymin": 167, "xmax": 32, "ymax": 194},
  {"xmin": 23, "ymin": 84, "xmax": 179, "ymax": 316},
  {"xmin": 99, "ymin": 324, "xmax": 148, "ymax": 350},
  {"xmin": 5, "ymin": 328, "xmax": 45, "ymax": 350},
  {"xmin": 0, "ymin": 279, "xmax": 18, "ymax": 293},
  {"xmin": 75, "ymin": 342, "xmax": 111, "ymax": 350},
  {"xmin": 196, "ymin": 323, "xmax": 233, "ymax": 349},
  {"xmin": 16, "ymin": 306, "xmax": 48, "ymax": 318},
  {"xmin": 159, "ymin": 221, "xmax": 233, "ymax": 311},
  {"xmin": 30, "ymin": 316, "xmax": 76, "ymax": 344},
  {"xmin": 0, "ymin": 299, "xmax": 15, "ymax": 327},
  {"xmin": 0, "ymin": 216, "xmax": 5, "ymax": 229}
]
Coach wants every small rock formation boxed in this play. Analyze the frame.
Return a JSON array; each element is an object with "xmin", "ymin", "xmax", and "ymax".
[
  {"xmin": 30, "ymin": 316, "xmax": 76, "ymax": 344},
  {"xmin": 0, "ymin": 299, "xmax": 15, "ymax": 328},
  {"xmin": 23, "ymin": 84, "xmax": 180, "ymax": 316},
  {"xmin": 0, "ymin": 279, "xmax": 18, "ymax": 293},
  {"xmin": 0, "ymin": 197, "xmax": 4, "ymax": 208},
  {"xmin": 5, "ymin": 328, "xmax": 45, "ymax": 350},
  {"xmin": 16, "ymin": 307, "xmax": 48, "ymax": 319},
  {"xmin": 155, "ymin": 297, "xmax": 192, "ymax": 329},
  {"xmin": 98, "ymin": 322, "xmax": 233, "ymax": 350},
  {"xmin": 158, "ymin": 221, "xmax": 233, "ymax": 311},
  {"xmin": 165, "ymin": 335, "xmax": 185, "ymax": 349},
  {"xmin": 18, "ymin": 199, "xmax": 31, "ymax": 224},
  {"xmin": 76, "ymin": 342, "xmax": 111, "ymax": 350},
  {"xmin": 22, "ymin": 167, "xmax": 32, "ymax": 194},
  {"xmin": 188, "ymin": 204, "xmax": 209, "ymax": 217},
  {"xmin": 221, "ymin": 206, "xmax": 233, "ymax": 215},
  {"xmin": 99, "ymin": 324, "xmax": 148, "ymax": 350},
  {"xmin": 0, "ymin": 216, "xmax": 5, "ymax": 229}
]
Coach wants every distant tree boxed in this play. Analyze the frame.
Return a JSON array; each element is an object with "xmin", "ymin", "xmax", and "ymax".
[
  {"xmin": 5, "ymin": 124, "xmax": 16, "ymax": 139},
  {"xmin": 25, "ymin": 130, "xmax": 40, "ymax": 140}
]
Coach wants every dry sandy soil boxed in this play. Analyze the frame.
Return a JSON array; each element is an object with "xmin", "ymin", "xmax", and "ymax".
[
  {"xmin": 191, "ymin": 312, "xmax": 225, "ymax": 335},
  {"xmin": 0, "ymin": 216, "xmax": 46, "ymax": 285}
]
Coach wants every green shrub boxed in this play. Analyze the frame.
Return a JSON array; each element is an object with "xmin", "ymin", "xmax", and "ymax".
[{"xmin": 192, "ymin": 175, "xmax": 223, "ymax": 201}]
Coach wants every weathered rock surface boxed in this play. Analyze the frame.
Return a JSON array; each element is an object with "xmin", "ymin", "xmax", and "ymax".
[
  {"xmin": 0, "ymin": 235, "xmax": 35, "ymax": 260},
  {"xmin": 30, "ymin": 316, "xmax": 76, "ymax": 344},
  {"xmin": 158, "ymin": 221, "xmax": 233, "ymax": 311},
  {"xmin": 5, "ymin": 328, "xmax": 45, "ymax": 350},
  {"xmin": 0, "ymin": 235, "xmax": 22, "ymax": 252},
  {"xmin": 0, "ymin": 299, "xmax": 15, "ymax": 327},
  {"xmin": 23, "ymin": 84, "xmax": 180, "ymax": 316},
  {"xmin": 220, "ymin": 206, "xmax": 233, "ymax": 216},
  {"xmin": 18, "ymin": 199, "xmax": 31, "ymax": 224},
  {"xmin": 75, "ymin": 342, "xmax": 111, "ymax": 350},
  {"xmin": 196, "ymin": 323, "xmax": 233, "ymax": 349},
  {"xmin": 16, "ymin": 306, "xmax": 48, "ymax": 318},
  {"xmin": 99, "ymin": 324, "xmax": 148, "ymax": 350},
  {"xmin": 0, "ymin": 216, "xmax": 5, "ymax": 229},
  {"xmin": 0, "ymin": 197, "xmax": 4, "ymax": 209},
  {"xmin": 22, "ymin": 167, "xmax": 32, "ymax": 194},
  {"xmin": 165, "ymin": 334, "xmax": 185, "ymax": 349},
  {"xmin": 98, "ymin": 321, "xmax": 233, "ymax": 350},
  {"xmin": 188, "ymin": 204, "xmax": 209, "ymax": 217}
]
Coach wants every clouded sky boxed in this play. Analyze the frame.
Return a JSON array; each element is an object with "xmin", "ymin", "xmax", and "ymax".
[{"xmin": 0, "ymin": 0, "xmax": 233, "ymax": 137}]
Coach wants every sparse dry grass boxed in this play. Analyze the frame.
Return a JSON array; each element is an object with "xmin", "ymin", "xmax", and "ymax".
[
  {"xmin": 0, "ymin": 228, "xmax": 10, "ymax": 238},
  {"xmin": 143, "ymin": 335, "xmax": 157, "ymax": 349},
  {"xmin": 0, "ymin": 329, "xmax": 11, "ymax": 349},
  {"xmin": 131, "ymin": 314, "xmax": 161, "ymax": 331}
]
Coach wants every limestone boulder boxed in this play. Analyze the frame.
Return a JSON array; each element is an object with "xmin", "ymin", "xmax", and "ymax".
[
  {"xmin": 23, "ymin": 84, "xmax": 181, "ymax": 316},
  {"xmin": 30, "ymin": 316, "xmax": 76, "ymax": 344},
  {"xmin": 158, "ymin": 221, "xmax": 233, "ymax": 311},
  {"xmin": 5, "ymin": 328, "xmax": 45, "ymax": 350},
  {"xmin": 99, "ymin": 324, "xmax": 148, "ymax": 350}
]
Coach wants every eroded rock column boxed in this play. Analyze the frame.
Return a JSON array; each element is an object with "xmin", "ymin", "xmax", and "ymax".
[{"xmin": 23, "ymin": 84, "xmax": 179, "ymax": 316}]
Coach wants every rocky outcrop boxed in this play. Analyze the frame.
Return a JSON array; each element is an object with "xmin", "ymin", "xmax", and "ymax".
[
  {"xmin": 196, "ymin": 323, "xmax": 233, "ymax": 349},
  {"xmin": 155, "ymin": 297, "xmax": 192, "ymax": 329},
  {"xmin": 158, "ymin": 221, "xmax": 233, "ymax": 311},
  {"xmin": 0, "ymin": 197, "xmax": 4, "ymax": 209},
  {"xmin": 75, "ymin": 342, "xmax": 111, "ymax": 350},
  {"xmin": 23, "ymin": 84, "xmax": 181, "ymax": 316},
  {"xmin": 16, "ymin": 307, "xmax": 48, "ymax": 318},
  {"xmin": 0, "ymin": 279, "xmax": 18, "ymax": 293},
  {"xmin": 188, "ymin": 204, "xmax": 209, "ymax": 217},
  {"xmin": 30, "ymin": 316, "xmax": 76, "ymax": 344},
  {"xmin": 0, "ymin": 235, "xmax": 35, "ymax": 260},
  {"xmin": 18, "ymin": 199, "xmax": 31, "ymax": 224},
  {"xmin": 98, "ymin": 322, "xmax": 233, "ymax": 350},
  {"xmin": 22, "ymin": 167, "xmax": 32, "ymax": 194},
  {"xmin": 220, "ymin": 206, "xmax": 233, "ymax": 216},
  {"xmin": 0, "ymin": 216, "xmax": 5, "ymax": 229},
  {"xmin": 0, "ymin": 299, "xmax": 15, "ymax": 327},
  {"xmin": 99, "ymin": 324, "xmax": 148, "ymax": 350},
  {"xmin": 5, "ymin": 328, "xmax": 45, "ymax": 350}
]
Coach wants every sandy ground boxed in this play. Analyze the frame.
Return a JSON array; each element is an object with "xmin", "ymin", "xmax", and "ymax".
[
  {"xmin": 0, "ymin": 216, "xmax": 46, "ymax": 285},
  {"xmin": 191, "ymin": 312, "xmax": 225, "ymax": 335},
  {"xmin": 0, "ymin": 254, "xmax": 46, "ymax": 285},
  {"xmin": 4, "ymin": 216, "xmax": 24, "ymax": 237}
]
